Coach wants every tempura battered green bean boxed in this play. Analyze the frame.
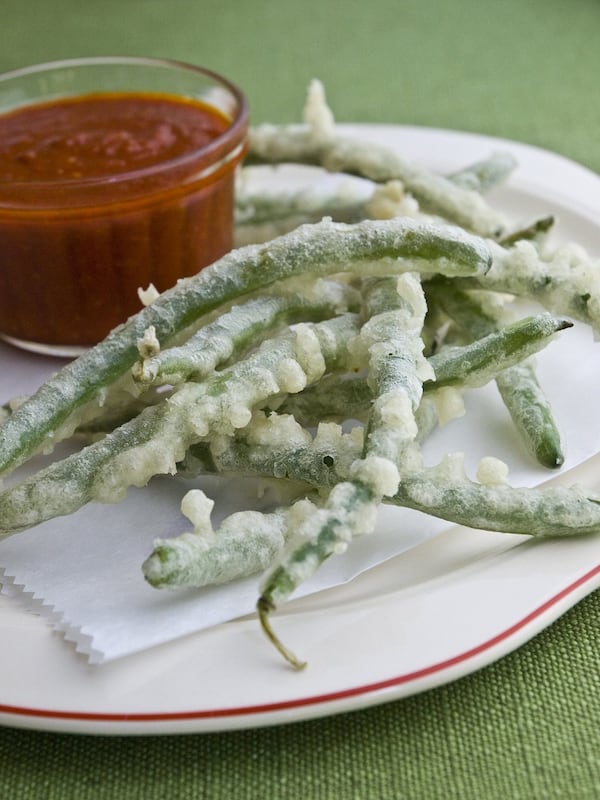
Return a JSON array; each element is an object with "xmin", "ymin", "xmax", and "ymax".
[
  {"xmin": 394, "ymin": 458, "xmax": 600, "ymax": 537},
  {"xmin": 0, "ymin": 216, "xmax": 491, "ymax": 478},
  {"xmin": 234, "ymin": 166, "xmax": 372, "ymax": 245},
  {"xmin": 425, "ymin": 314, "xmax": 572, "ymax": 390},
  {"xmin": 427, "ymin": 279, "xmax": 566, "ymax": 467},
  {"xmin": 195, "ymin": 429, "xmax": 600, "ymax": 538},
  {"xmin": 144, "ymin": 501, "xmax": 290, "ymax": 590},
  {"xmin": 448, "ymin": 151, "xmax": 517, "ymax": 193},
  {"xmin": 134, "ymin": 281, "xmax": 359, "ymax": 386},
  {"xmin": 248, "ymin": 127, "xmax": 508, "ymax": 238},
  {"xmin": 0, "ymin": 314, "xmax": 361, "ymax": 536},
  {"xmin": 460, "ymin": 239, "xmax": 600, "ymax": 334},
  {"xmin": 145, "ymin": 411, "xmax": 600, "ymax": 592},
  {"xmin": 257, "ymin": 274, "xmax": 429, "ymax": 666},
  {"xmin": 275, "ymin": 314, "xmax": 571, "ymax": 425},
  {"xmin": 248, "ymin": 82, "xmax": 508, "ymax": 237}
]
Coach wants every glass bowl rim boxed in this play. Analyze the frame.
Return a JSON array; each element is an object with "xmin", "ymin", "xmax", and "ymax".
[{"xmin": 0, "ymin": 55, "xmax": 249, "ymax": 192}]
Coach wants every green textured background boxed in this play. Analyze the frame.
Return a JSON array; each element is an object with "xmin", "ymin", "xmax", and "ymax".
[{"xmin": 1, "ymin": 1, "xmax": 600, "ymax": 798}]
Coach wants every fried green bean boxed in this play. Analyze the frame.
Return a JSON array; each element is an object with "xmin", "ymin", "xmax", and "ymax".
[
  {"xmin": 191, "ymin": 425, "xmax": 600, "ymax": 538},
  {"xmin": 425, "ymin": 314, "xmax": 572, "ymax": 390},
  {"xmin": 144, "ymin": 496, "xmax": 291, "ymax": 590},
  {"xmin": 460, "ymin": 239, "xmax": 600, "ymax": 334},
  {"xmin": 257, "ymin": 274, "xmax": 429, "ymax": 666},
  {"xmin": 248, "ymin": 82, "xmax": 507, "ymax": 237},
  {"xmin": 234, "ymin": 166, "xmax": 372, "ymax": 245},
  {"xmin": 145, "ymin": 419, "xmax": 359, "ymax": 593},
  {"xmin": 248, "ymin": 129, "xmax": 508, "ymax": 238},
  {"xmin": 427, "ymin": 279, "xmax": 566, "ymax": 467},
  {"xmin": 359, "ymin": 275, "xmax": 432, "ymax": 463},
  {"xmin": 0, "ymin": 314, "xmax": 361, "ymax": 536},
  {"xmin": 243, "ymin": 174, "xmax": 423, "ymax": 267},
  {"xmin": 448, "ymin": 151, "xmax": 518, "ymax": 193},
  {"xmin": 275, "ymin": 314, "xmax": 571, "ymax": 426},
  {"xmin": 145, "ymin": 415, "xmax": 600, "ymax": 592},
  {"xmin": 0, "ymin": 217, "xmax": 491, "ymax": 479},
  {"xmin": 231, "ymin": 433, "xmax": 600, "ymax": 537},
  {"xmin": 259, "ymin": 479, "xmax": 377, "ymax": 668},
  {"xmin": 395, "ymin": 455, "xmax": 600, "ymax": 537},
  {"xmin": 495, "ymin": 365, "xmax": 564, "ymax": 468},
  {"xmin": 133, "ymin": 280, "xmax": 359, "ymax": 387}
]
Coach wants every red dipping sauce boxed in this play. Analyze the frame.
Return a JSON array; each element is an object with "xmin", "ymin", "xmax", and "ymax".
[{"xmin": 0, "ymin": 58, "xmax": 248, "ymax": 353}]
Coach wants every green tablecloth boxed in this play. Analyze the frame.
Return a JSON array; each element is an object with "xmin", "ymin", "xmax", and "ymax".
[{"xmin": 1, "ymin": 1, "xmax": 599, "ymax": 797}]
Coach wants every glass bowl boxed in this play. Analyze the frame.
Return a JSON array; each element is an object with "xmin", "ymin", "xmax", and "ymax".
[{"xmin": 0, "ymin": 56, "xmax": 248, "ymax": 355}]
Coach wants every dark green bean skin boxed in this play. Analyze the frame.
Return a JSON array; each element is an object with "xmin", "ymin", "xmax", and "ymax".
[
  {"xmin": 275, "ymin": 375, "xmax": 372, "ymax": 424},
  {"xmin": 494, "ymin": 364, "xmax": 565, "ymax": 468},
  {"xmin": 259, "ymin": 481, "xmax": 375, "ymax": 611},
  {"xmin": 500, "ymin": 215, "xmax": 555, "ymax": 246},
  {"xmin": 424, "ymin": 314, "xmax": 572, "ymax": 390},
  {"xmin": 394, "ymin": 475, "xmax": 600, "ymax": 538}
]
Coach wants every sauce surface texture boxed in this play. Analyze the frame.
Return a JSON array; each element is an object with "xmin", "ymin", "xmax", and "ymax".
[
  {"xmin": 0, "ymin": 92, "xmax": 230, "ymax": 183},
  {"xmin": 0, "ymin": 92, "xmax": 241, "ymax": 348}
]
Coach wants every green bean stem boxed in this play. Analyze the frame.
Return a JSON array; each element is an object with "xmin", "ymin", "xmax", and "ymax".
[{"xmin": 258, "ymin": 480, "xmax": 375, "ymax": 669}]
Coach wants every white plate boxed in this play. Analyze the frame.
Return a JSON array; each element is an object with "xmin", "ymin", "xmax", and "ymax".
[{"xmin": 1, "ymin": 124, "xmax": 600, "ymax": 735}]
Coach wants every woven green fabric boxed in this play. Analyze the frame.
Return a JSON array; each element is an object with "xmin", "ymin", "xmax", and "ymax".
[
  {"xmin": 2, "ymin": 0, "xmax": 600, "ymax": 172},
  {"xmin": 1, "ymin": 1, "xmax": 600, "ymax": 798}
]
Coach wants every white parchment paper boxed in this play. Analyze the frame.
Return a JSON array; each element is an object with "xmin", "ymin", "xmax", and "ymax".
[{"xmin": 1, "ymin": 316, "xmax": 600, "ymax": 663}]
